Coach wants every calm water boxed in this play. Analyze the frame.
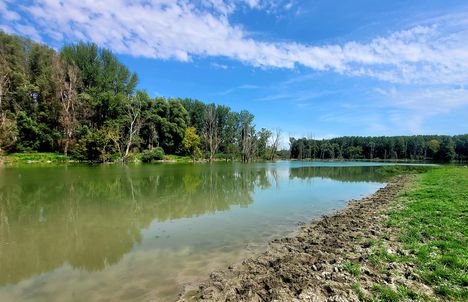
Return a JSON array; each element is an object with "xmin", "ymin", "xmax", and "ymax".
[{"xmin": 0, "ymin": 161, "xmax": 391, "ymax": 301}]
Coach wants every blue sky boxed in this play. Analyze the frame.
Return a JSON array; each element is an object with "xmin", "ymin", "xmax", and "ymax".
[{"xmin": 1, "ymin": 0, "xmax": 468, "ymax": 141}]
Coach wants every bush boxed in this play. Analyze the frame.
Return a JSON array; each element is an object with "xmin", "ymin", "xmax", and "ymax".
[
  {"xmin": 141, "ymin": 147, "xmax": 165, "ymax": 162},
  {"xmin": 72, "ymin": 128, "xmax": 118, "ymax": 162}
]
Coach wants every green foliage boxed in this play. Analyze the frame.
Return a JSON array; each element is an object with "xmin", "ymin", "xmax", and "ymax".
[
  {"xmin": 182, "ymin": 127, "xmax": 201, "ymax": 160},
  {"xmin": 15, "ymin": 111, "xmax": 60, "ymax": 151},
  {"xmin": 290, "ymin": 135, "xmax": 468, "ymax": 162},
  {"xmin": 438, "ymin": 137, "xmax": 456, "ymax": 161},
  {"xmin": 141, "ymin": 147, "xmax": 165, "ymax": 162},
  {"xmin": 0, "ymin": 31, "xmax": 263, "ymax": 162},
  {"xmin": 72, "ymin": 128, "xmax": 118, "ymax": 162}
]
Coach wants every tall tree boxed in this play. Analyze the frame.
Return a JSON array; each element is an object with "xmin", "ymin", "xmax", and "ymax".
[
  {"xmin": 269, "ymin": 128, "xmax": 282, "ymax": 160},
  {"xmin": 120, "ymin": 92, "xmax": 146, "ymax": 161},
  {"xmin": 238, "ymin": 110, "xmax": 255, "ymax": 162},
  {"xmin": 203, "ymin": 104, "xmax": 220, "ymax": 161},
  {"xmin": 182, "ymin": 126, "xmax": 201, "ymax": 161},
  {"xmin": 53, "ymin": 55, "xmax": 80, "ymax": 155},
  {"xmin": 256, "ymin": 128, "xmax": 271, "ymax": 159}
]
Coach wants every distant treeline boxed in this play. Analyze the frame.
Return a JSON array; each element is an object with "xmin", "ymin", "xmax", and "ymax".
[
  {"xmin": 0, "ymin": 32, "xmax": 282, "ymax": 162},
  {"xmin": 290, "ymin": 135, "xmax": 468, "ymax": 162}
]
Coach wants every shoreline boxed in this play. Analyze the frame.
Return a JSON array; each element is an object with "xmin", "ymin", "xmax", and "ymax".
[{"xmin": 178, "ymin": 175, "xmax": 414, "ymax": 301}]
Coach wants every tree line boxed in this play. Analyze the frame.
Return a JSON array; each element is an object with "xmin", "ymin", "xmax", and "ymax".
[
  {"xmin": 290, "ymin": 135, "xmax": 468, "ymax": 162},
  {"xmin": 0, "ymin": 32, "xmax": 282, "ymax": 162}
]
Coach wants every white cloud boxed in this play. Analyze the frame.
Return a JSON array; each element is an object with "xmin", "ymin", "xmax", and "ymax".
[
  {"xmin": 1, "ymin": 0, "xmax": 467, "ymax": 86},
  {"xmin": 373, "ymin": 86, "xmax": 468, "ymax": 133}
]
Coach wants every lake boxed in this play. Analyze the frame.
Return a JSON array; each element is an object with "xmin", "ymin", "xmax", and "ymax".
[{"xmin": 0, "ymin": 161, "xmax": 395, "ymax": 301}]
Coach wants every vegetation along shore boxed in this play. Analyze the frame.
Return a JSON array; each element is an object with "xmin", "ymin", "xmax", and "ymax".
[
  {"xmin": 179, "ymin": 166, "xmax": 467, "ymax": 301},
  {"xmin": 1, "ymin": 32, "xmax": 467, "ymax": 164}
]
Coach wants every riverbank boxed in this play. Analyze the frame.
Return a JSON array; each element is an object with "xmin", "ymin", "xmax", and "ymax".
[
  {"xmin": 1, "ymin": 152, "xmax": 249, "ymax": 165},
  {"xmin": 0, "ymin": 152, "xmax": 195, "ymax": 165},
  {"xmin": 179, "ymin": 167, "xmax": 467, "ymax": 301}
]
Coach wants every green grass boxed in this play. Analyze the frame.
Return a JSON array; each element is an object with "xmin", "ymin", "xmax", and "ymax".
[
  {"xmin": 342, "ymin": 261, "xmax": 361, "ymax": 277},
  {"xmin": 372, "ymin": 285, "xmax": 424, "ymax": 302},
  {"xmin": 4, "ymin": 152, "xmax": 71, "ymax": 163},
  {"xmin": 2, "ymin": 152, "xmax": 195, "ymax": 164},
  {"xmin": 371, "ymin": 167, "xmax": 468, "ymax": 301},
  {"xmin": 352, "ymin": 283, "xmax": 366, "ymax": 300},
  {"xmin": 163, "ymin": 154, "xmax": 192, "ymax": 162}
]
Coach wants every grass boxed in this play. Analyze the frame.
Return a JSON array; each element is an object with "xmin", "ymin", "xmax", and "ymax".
[
  {"xmin": 2, "ymin": 152, "xmax": 194, "ymax": 164},
  {"xmin": 343, "ymin": 261, "xmax": 361, "ymax": 277},
  {"xmin": 370, "ymin": 167, "xmax": 468, "ymax": 301},
  {"xmin": 4, "ymin": 152, "xmax": 71, "ymax": 163},
  {"xmin": 163, "ymin": 154, "xmax": 192, "ymax": 162},
  {"xmin": 372, "ymin": 284, "xmax": 423, "ymax": 302},
  {"xmin": 352, "ymin": 283, "xmax": 366, "ymax": 300}
]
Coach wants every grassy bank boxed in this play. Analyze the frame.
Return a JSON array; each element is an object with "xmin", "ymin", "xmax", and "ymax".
[
  {"xmin": 365, "ymin": 167, "xmax": 467, "ymax": 301},
  {"xmin": 1, "ymin": 152, "xmax": 193, "ymax": 164},
  {"xmin": 2, "ymin": 152, "xmax": 71, "ymax": 163}
]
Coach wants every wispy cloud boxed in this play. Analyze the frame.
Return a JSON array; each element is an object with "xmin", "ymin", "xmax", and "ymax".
[
  {"xmin": 210, "ymin": 62, "xmax": 229, "ymax": 70},
  {"xmin": 213, "ymin": 84, "xmax": 259, "ymax": 96},
  {"xmin": 373, "ymin": 85, "xmax": 468, "ymax": 133},
  {"xmin": 1, "ymin": 0, "xmax": 467, "ymax": 86}
]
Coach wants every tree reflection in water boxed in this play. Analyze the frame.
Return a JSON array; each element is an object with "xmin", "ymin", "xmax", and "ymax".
[
  {"xmin": 0, "ymin": 163, "xmax": 386, "ymax": 289},
  {"xmin": 0, "ymin": 163, "xmax": 272, "ymax": 284}
]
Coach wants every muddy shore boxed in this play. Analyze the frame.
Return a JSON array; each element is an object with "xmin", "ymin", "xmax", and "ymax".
[{"xmin": 178, "ymin": 175, "xmax": 426, "ymax": 301}]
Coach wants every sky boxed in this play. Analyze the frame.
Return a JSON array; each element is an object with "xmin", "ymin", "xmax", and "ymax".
[{"xmin": 1, "ymin": 0, "xmax": 468, "ymax": 142}]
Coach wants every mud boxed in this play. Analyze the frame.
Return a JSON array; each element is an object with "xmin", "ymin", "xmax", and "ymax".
[{"xmin": 178, "ymin": 175, "xmax": 429, "ymax": 301}]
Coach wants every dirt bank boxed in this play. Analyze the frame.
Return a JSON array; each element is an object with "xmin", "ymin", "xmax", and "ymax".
[{"xmin": 178, "ymin": 175, "xmax": 423, "ymax": 301}]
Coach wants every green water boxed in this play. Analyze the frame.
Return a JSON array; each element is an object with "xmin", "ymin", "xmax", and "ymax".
[{"xmin": 0, "ymin": 161, "xmax": 390, "ymax": 301}]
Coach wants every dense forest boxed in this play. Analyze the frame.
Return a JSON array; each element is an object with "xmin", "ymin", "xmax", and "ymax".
[
  {"xmin": 0, "ymin": 32, "xmax": 282, "ymax": 162},
  {"xmin": 290, "ymin": 135, "xmax": 468, "ymax": 162}
]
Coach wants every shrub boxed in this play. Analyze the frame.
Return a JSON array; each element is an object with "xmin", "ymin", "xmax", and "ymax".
[
  {"xmin": 141, "ymin": 147, "xmax": 165, "ymax": 162},
  {"xmin": 72, "ymin": 128, "xmax": 118, "ymax": 162}
]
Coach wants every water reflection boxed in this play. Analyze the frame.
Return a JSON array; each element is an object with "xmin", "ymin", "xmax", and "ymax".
[
  {"xmin": 0, "ymin": 162, "xmax": 387, "ymax": 301},
  {"xmin": 0, "ymin": 164, "xmax": 273, "ymax": 284},
  {"xmin": 289, "ymin": 165, "xmax": 387, "ymax": 182}
]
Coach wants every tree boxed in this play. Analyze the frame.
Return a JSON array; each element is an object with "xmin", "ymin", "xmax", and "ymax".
[
  {"xmin": 439, "ymin": 137, "xmax": 456, "ymax": 162},
  {"xmin": 222, "ymin": 111, "xmax": 239, "ymax": 160},
  {"xmin": 428, "ymin": 139, "xmax": 440, "ymax": 158},
  {"xmin": 347, "ymin": 146, "xmax": 363, "ymax": 159},
  {"xmin": 0, "ymin": 49, "xmax": 15, "ymax": 153},
  {"xmin": 0, "ymin": 113, "xmax": 17, "ymax": 153},
  {"xmin": 238, "ymin": 110, "xmax": 255, "ymax": 162},
  {"xmin": 53, "ymin": 55, "xmax": 81, "ymax": 155},
  {"xmin": 120, "ymin": 92, "xmax": 146, "ymax": 161},
  {"xmin": 0, "ymin": 49, "xmax": 10, "ymax": 111},
  {"xmin": 203, "ymin": 104, "xmax": 220, "ymax": 162},
  {"xmin": 182, "ymin": 127, "xmax": 201, "ymax": 161},
  {"xmin": 256, "ymin": 128, "xmax": 271, "ymax": 159},
  {"xmin": 269, "ymin": 128, "xmax": 282, "ymax": 160}
]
